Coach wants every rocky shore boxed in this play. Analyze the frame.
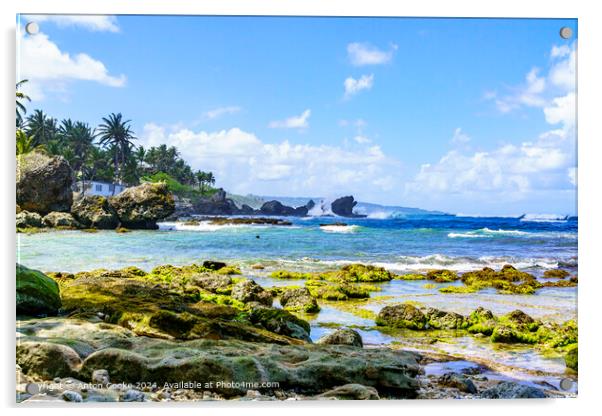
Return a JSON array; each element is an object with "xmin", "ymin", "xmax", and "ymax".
[{"xmin": 16, "ymin": 261, "xmax": 577, "ymax": 402}]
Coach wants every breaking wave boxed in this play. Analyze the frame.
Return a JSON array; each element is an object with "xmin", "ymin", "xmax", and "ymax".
[
  {"xmin": 319, "ymin": 225, "xmax": 360, "ymax": 233},
  {"xmin": 447, "ymin": 228, "xmax": 575, "ymax": 240},
  {"xmin": 520, "ymin": 213, "xmax": 569, "ymax": 223}
]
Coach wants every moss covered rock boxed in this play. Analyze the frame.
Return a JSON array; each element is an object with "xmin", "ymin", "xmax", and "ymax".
[
  {"xmin": 16, "ymin": 264, "xmax": 61, "ymax": 316},
  {"xmin": 16, "ymin": 210, "xmax": 44, "ymax": 229},
  {"xmin": 376, "ymin": 304, "xmax": 427, "ymax": 330},
  {"xmin": 16, "ymin": 340, "xmax": 82, "ymax": 379},
  {"xmin": 248, "ymin": 307, "xmax": 311, "ymax": 341},
  {"xmin": 426, "ymin": 269, "xmax": 458, "ymax": 283},
  {"xmin": 71, "ymin": 195, "xmax": 119, "ymax": 229},
  {"xmin": 565, "ymin": 344, "xmax": 578, "ymax": 371},
  {"xmin": 543, "ymin": 269, "xmax": 570, "ymax": 279},
  {"xmin": 231, "ymin": 279, "xmax": 273, "ymax": 306},
  {"xmin": 424, "ymin": 307, "xmax": 468, "ymax": 329},
  {"xmin": 280, "ymin": 287, "xmax": 320, "ymax": 313},
  {"xmin": 317, "ymin": 328, "xmax": 363, "ymax": 348},
  {"xmin": 457, "ymin": 265, "xmax": 542, "ymax": 294},
  {"xmin": 42, "ymin": 212, "xmax": 82, "ymax": 228}
]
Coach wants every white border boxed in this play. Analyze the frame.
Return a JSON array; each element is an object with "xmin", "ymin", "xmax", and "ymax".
[{"xmin": 2, "ymin": 1, "xmax": 601, "ymax": 415}]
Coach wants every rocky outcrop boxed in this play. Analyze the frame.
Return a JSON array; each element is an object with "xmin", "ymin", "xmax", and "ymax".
[
  {"xmin": 375, "ymin": 304, "xmax": 427, "ymax": 330},
  {"xmin": 331, "ymin": 196, "xmax": 365, "ymax": 218},
  {"xmin": 16, "ymin": 317, "xmax": 422, "ymax": 398},
  {"xmin": 193, "ymin": 189, "xmax": 241, "ymax": 216},
  {"xmin": 231, "ymin": 279, "xmax": 273, "ymax": 306},
  {"xmin": 42, "ymin": 212, "xmax": 82, "ymax": 228},
  {"xmin": 16, "ymin": 211, "xmax": 43, "ymax": 229},
  {"xmin": 71, "ymin": 195, "xmax": 119, "ymax": 229},
  {"xmin": 317, "ymin": 329, "xmax": 363, "ymax": 348},
  {"xmin": 16, "ymin": 264, "xmax": 61, "ymax": 316},
  {"xmin": 109, "ymin": 183, "xmax": 175, "ymax": 229},
  {"xmin": 480, "ymin": 381, "xmax": 546, "ymax": 399},
  {"xmin": 16, "ymin": 152, "xmax": 73, "ymax": 215},
  {"xmin": 259, "ymin": 200, "xmax": 310, "ymax": 217}
]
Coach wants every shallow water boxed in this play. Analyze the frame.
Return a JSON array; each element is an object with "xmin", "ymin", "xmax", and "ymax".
[{"xmin": 17, "ymin": 213, "xmax": 577, "ymax": 391}]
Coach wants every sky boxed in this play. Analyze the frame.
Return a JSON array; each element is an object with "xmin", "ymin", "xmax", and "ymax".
[{"xmin": 16, "ymin": 15, "xmax": 577, "ymax": 215}]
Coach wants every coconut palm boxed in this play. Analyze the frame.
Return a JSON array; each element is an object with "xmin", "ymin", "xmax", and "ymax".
[
  {"xmin": 16, "ymin": 80, "xmax": 31, "ymax": 127},
  {"xmin": 97, "ymin": 113, "xmax": 137, "ymax": 184},
  {"xmin": 60, "ymin": 119, "xmax": 96, "ymax": 176},
  {"xmin": 25, "ymin": 110, "xmax": 58, "ymax": 146}
]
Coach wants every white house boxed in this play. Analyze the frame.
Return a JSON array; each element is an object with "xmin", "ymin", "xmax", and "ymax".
[{"xmin": 74, "ymin": 181, "xmax": 127, "ymax": 197}]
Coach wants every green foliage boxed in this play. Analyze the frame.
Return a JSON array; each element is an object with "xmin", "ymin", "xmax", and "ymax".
[
  {"xmin": 16, "ymin": 130, "xmax": 38, "ymax": 155},
  {"xmin": 142, "ymin": 171, "xmax": 215, "ymax": 199}
]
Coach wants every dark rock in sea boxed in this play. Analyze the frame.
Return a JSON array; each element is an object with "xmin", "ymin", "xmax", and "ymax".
[
  {"xmin": 16, "ymin": 264, "xmax": 61, "ymax": 316},
  {"xmin": 331, "ymin": 196, "xmax": 366, "ymax": 218},
  {"xmin": 71, "ymin": 195, "xmax": 119, "ymax": 229},
  {"xmin": 438, "ymin": 372, "xmax": 477, "ymax": 394},
  {"xmin": 318, "ymin": 384, "xmax": 379, "ymax": 400},
  {"xmin": 42, "ymin": 212, "xmax": 82, "ymax": 229},
  {"xmin": 109, "ymin": 183, "xmax": 175, "ymax": 229},
  {"xmin": 16, "ymin": 152, "xmax": 73, "ymax": 215},
  {"xmin": 202, "ymin": 260, "xmax": 227, "ymax": 271},
  {"xmin": 193, "ymin": 188, "xmax": 242, "ymax": 215},
  {"xmin": 259, "ymin": 200, "xmax": 303, "ymax": 216},
  {"xmin": 16, "ymin": 210, "xmax": 44, "ymax": 229},
  {"xmin": 320, "ymin": 222, "xmax": 348, "ymax": 227},
  {"xmin": 480, "ymin": 381, "xmax": 546, "ymax": 399},
  {"xmin": 317, "ymin": 328, "xmax": 363, "ymax": 348}
]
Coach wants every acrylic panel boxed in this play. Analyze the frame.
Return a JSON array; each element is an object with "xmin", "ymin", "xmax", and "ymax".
[{"xmin": 15, "ymin": 15, "xmax": 577, "ymax": 402}]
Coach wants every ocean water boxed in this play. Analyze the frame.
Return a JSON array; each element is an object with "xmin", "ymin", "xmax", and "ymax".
[{"xmin": 17, "ymin": 212, "xmax": 578, "ymax": 388}]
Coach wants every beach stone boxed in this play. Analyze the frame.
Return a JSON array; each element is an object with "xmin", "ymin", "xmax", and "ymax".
[
  {"xmin": 91, "ymin": 369, "xmax": 110, "ymax": 385},
  {"xmin": 375, "ymin": 303, "xmax": 427, "ymax": 330},
  {"xmin": 42, "ymin": 211, "xmax": 81, "ymax": 228},
  {"xmin": 438, "ymin": 372, "xmax": 477, "ymax": 394},
  {"xmin": 16, "ymin": 341, "xmax": 81, "ymax": 379},
  {"xmin": 109, "ymin": 183, "xmax": 175, "ymax": 229},
  {"xmin": 425, "ymin": 308, "xmax": 467, "ymax": 329},
  {"xmin": 481, "ymin": 381, "xmax": 546, "ymax": 399},
  {"xmin": 16, "ymin": 210, "xmax": 44, "ymax": 229},
  {"xmin": 280, "ymin": 287, "xmax": 320, "ymax": 313},
  {"xmin": 16, "ymin": 264, "xmax": 61, "ymax": 316},
  {"xmin": 62, "ymin": 390, "xmax": 83, "ymax": 402},
  {"xmin": 318, "ymin": 384, "xmax": 379, "ymax": 400},
  {"xmin": 121, "ymin": 389, "xmax": 145, "ymax": 402},
  {"xmin": 231, "ymin": 279, "xmax": 273, "ymax": 306},
  {"xmin": 71, "ymin": 195, "xmax": 119, "ymax": 229},
  {"xmin": 317, "ymin": 329, "xmax": 363, "ymax": 348},
  {"xmin": 16, "ymin": 152, "xmax": 73, "ymax": 215}
]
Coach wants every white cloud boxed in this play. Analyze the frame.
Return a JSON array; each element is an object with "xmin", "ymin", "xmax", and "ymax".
[
  {"xmin": 551, "ymin": 44, "xmax": 571, "ymax": 59},
  {"xmin": 353, "ymin": 135, "xmax": 371, "ymax": 144},
  {"xmin": 139, "ymin": 124, "xmax": 402, "ymax": 199},
  {"xmin": 203, "ymin": 106, "xmax": 241, "ymax": 120},
  {"xmin": 344, "ymin": 74, "xmax": 374, "ymax": 98},
  {"xmin": 25, "ymin": 15, "xmax": 120, "ymax": 32},
  {"xmin": 407, "ymin": 43, "xmax": 577, "ymax": 213},
  {"xmin": 18, "ymin": 29, "xmax": 125, "ymax": 100},
  {"xmin": 268, "ymin": 109, "xmax": 311, "ymax": 129},
  {"xmin": 451, "ymin": 128, "xmax": 471, "ymax": 145},
  {"xmin": 347, "ymin": 42, "xmax": 397, "ymax": 66}
]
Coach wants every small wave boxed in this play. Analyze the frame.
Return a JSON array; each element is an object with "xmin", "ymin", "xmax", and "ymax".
[
  {"xmin": 520, "ymin": 213, "xmax": 569, "ymax": 223},
  {"xmin": 447, "ymin": 228, "xmax": 575, "ymax": 240},
  {"xmin": 320, "ymin": 225, "xmax": 360, "ymax": 233},
  {"xmin": 447, "ymin": 232, "xmax": 489, "ymax": 238},
  {"xmin": 158, "ymin": 221, "xmax": 266, "ymax": 232}
]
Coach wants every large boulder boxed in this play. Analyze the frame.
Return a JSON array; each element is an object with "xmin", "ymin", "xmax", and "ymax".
[
  {"xmin": 109, "ymin": 183, "xmax": 175, "ymax": 229},
  {"xmin": 16, "ymin": 152, "xmax": 73, "ymax": 215},
  {"xmin": 16, "ymin": 210, "xmax": 43, "ymax": 229},
  {"xmin": 16, "ymin": 341, "xmax": 82, "ymax": 379},
  {"xmin": 71, "ymin": 195, "xmax": 119, "ymax": 229},
  {"xmin": 16, "ymin": 264, "xmax": 61, "ymax": 316},
  {"xmin": 280, "ymin": 287, "xmax": 320, "ymax": 313},
  {"xmin": 331, "ymin": 196, "xmax": 365, "ymax": 218},
  {"xmin": 480, "ymin": 381, "xmax": 546, "ymax": 399},
  {"xmin": 193, "ymin": 188, "xmax": 241, "ymax": 215},
  {"xmin": 42, "ymin": 212, "xmax": 82, "ymax": 228},
  {"xmin": 259, "ymin": 200, "xmax": 296, "ymax": 216}
]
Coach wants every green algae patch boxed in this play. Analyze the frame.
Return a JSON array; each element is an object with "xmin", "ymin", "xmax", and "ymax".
[
  {"xmin": 270, "ymin": 270, "xmax": 314, "ymax": 280},
  {"xmin": 439, "ymin": 285, "xmax": 479, "ymax": 294},
  {"xmin": 435, "ymin": 265, "xmax": 546, "ymax": 295},
  {"xmin": 426, "ymin": 269, "xmax": 459, "ymax": 283},
  {"xmin": 216, "ymin": 266, "xmax": 242, "ymax": 275},
  {"xmin": 17, "ymin": 264, "xmax": 62, "ymax": 316},
  {"xmin": 565, "ymin": 344, "xmax": 578, "ymax": 371},
  {"xmin": 394, "ymin": 273, "xmax": 426, "ymax": 281}
]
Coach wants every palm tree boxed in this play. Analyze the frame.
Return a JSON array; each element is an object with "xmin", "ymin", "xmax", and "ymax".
[
  {"xmin": 206, "ymin": 172, "xmax": 216, "ymax": 189},
  {"xmin": 25, "ymin": 110, "xmax": 58, "ymax": 146},
  {"xmin": 60, "ymin": 119, "xmax": 96, "ymax": 179},
  {"xmin": 16, "ymin": 80, "xmax": 31, "ymax": 127},
  {"xmin": 16, "ymin": 130, "xmax": 37, "ymax": 155},
  {"xmin": 196, "ymin": 170, "xmax": 208, "ymax": 192},
  {"xmin": 97, "ymin": 113, "xmax": 137, "ymax": 185}
]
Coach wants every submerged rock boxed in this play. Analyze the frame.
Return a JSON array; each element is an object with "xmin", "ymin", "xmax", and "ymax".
[
  {"xmin": 376, "ymin": 304, "xmax": 427, "ymax": 330},
  {"xmin": 16, "ymin": 264, "xmax": 61, "ymax": 316},
  {"xmin": 109, "ymin": 183, "xmax": 175, "ymax": 229},
  {"xmin": 71, "ymin": 195, "xmax": 119, "ymax": 229},
  {"xmin": 42, "ymin": 212, "xmax": 81, "ymax": 228},
  {"xmin": 16, "ymin": 152, "xmax": 73, "ymax": 215},
  {"xmin": 481, "ymin": 381, "xmax": 546, "ymax": 399},
  {"xmin": 317, "ymin": 329, "xmax": 363, "ymax": 348}
]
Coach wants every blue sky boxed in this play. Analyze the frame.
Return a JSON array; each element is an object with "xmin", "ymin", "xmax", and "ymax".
[{"xmin": 17, "ymin": 15, "xmax": 577, "ymax": 215}]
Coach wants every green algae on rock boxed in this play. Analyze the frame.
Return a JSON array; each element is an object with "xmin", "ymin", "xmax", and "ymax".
[
  {"xmin": 17, "ymin": 264, "xmax": 61, "ymax": 316},
  {"xmin": 279, "ymin": 287, "xmax": 320, "ymax": 313},
  {"xmin": 435, "ymin": 265, "xmax": 545, "ymax": 295},
  {"xmin": 426, "ymin": 269, "xmax": 459, "ymax": 283},
  {"xmin": 376, "ymin": 304, "xmax": 427, "ymax": 330}
]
